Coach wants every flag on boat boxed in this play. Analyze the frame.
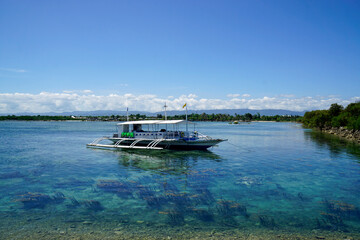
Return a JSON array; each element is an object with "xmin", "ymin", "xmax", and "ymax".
[{"xmin": 182, "ymin": 103, "xmax": 187, "ymax": 108}]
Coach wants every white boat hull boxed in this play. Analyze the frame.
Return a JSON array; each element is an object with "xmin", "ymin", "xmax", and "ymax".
[
  {"xmin": 108, "ymin": 138, "xmax": 225, "ymax": 150},
  {"xmin": 87, "ymin": 137, "xmax": 226, "ymax": 150}
]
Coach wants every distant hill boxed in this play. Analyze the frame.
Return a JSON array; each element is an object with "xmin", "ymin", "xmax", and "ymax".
[
  {"xmin": 155, "ymin": 109, "xmax": 305, "ymax": 116},
  {"xmin": 1, "ymin": 109, "xmax": 305, "ymax": 116}
]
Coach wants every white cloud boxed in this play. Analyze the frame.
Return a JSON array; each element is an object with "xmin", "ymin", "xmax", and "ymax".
[
  {"xmin": 228, "ymin": 93, "xmax": 251, "ymax": 98},
  {"xmin": 279, "ymin": 94, "xmax": 295, "ymax": 98},
  {"xmin": 0, "ymin": 68, "xmax": 27, "ymax": 73},
  {"xmin": 0, "ymin": 92, "xmax": 358, "ymax": 114},
  {"xmin": 63, "ymin": 90, "xmax": 93, "ymax": 94},
  {"xmin": 227, "ymin": 93, "xmax": 240, "ymax": 98}
]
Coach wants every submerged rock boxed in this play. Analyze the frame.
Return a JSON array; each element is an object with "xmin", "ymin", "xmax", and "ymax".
[
  {"xmin": 191, "ymin": 208, "xmax": 214, "ymax": 222},
  {"xmin": 97, "ymin": 179, "xmax": 133, "ymax": 198},
  {"xmin": 15, "ymin": 192, "xmax": 53, "ymax": 209},
  {"xmin": 80, "ymin": 199, "xmax": 104, "ymax": 211},
  {"xmin": 258, "ymin": 214, "xmax": 276, "ymax": 228},
  {"xmin": 0, "ymin": 171, "xmax": 25, "ymax": 179},
  {"xmin": 15, "ymin": 192, "xmax": 66, "ymax": 209},
  {"xmin": 167, "ymin": 210, "xmax": 185, "ymax": 226}
]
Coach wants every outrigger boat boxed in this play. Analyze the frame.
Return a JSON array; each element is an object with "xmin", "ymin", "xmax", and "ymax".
[{"xmin": 87, "ymin": 120, "xmax": 226, "ymax": 150}]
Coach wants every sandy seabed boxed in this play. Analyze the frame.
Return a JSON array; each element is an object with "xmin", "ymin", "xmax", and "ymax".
[{"xmin": 1, "ymin": 213, "xmax": 359, "ymax": 240}]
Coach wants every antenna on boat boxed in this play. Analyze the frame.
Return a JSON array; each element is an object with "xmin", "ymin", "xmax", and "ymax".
[
  {"xmin": 183, "ymin": 103, "xmax": 188, "ymax": 133},
  {"xmin": 186, "ymin": 105, "xmax": 188, "ymax": 133},
  {"xmin": 164, "ymin": 102, "xmax": 167, "ymax": 120},
  {"xmin": 126, "ymin": 107, "xmax": 129, "ymax": 121}
]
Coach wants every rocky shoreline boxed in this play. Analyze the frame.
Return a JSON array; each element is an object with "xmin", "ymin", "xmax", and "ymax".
[
  {"xmin": 2, "ymin": 211, "xmax": 359, "ymax": 240},
  {"xmin": 322, "ymin": 127, "xmax": 360, "ymax": 144}
]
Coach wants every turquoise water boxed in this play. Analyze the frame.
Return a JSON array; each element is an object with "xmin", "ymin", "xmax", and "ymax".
[{"xmin": 0, "ymin": 121, "xmax": 360, "ymax": 239}]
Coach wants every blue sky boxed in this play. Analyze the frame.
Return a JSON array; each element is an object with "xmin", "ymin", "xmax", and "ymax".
[{"xmin": 0, "ymin": 0, "xmax": 359, "ymax": 113}]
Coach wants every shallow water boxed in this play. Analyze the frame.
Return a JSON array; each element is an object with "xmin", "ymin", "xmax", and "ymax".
[{"xmin": 0, "ymin": 121, "xmax": 360, "ymax": 239}]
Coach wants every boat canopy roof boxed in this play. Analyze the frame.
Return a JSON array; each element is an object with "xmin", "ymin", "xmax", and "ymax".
[
  {"xmin": 160, "ymin": 120, "xmax": 188, "ymax": 124},
  {"xmin": 117, "ymin": 120, "xmax": 190, "ymax": 125}
]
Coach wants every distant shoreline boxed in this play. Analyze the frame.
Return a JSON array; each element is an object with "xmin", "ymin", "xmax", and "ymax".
[
  {"xmin": 0, "ymin": 119, "xmax": 296, "ymax": 123},
  {"xmin": 0, "ymin": 114, "xmax": 302, "ymax": 122}
]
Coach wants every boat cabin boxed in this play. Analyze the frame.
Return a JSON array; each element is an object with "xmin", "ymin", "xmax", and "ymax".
[{"xmin": 115, "ymin": 120, "xmax": 198, "ymax": 140}]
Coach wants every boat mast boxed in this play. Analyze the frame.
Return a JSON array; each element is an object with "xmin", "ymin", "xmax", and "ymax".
[
  {"xmin": 126, "ymin": 107, "xmax": 129, "ymax": 121},
  {"xmin": 164, "ymin": 102, "xmax": 168, "ymax": 132},
  {"xmin": 164, "ymin": 102, "xmax": 167, "ymax": 120},
  {"xmin": 184, "ymin": 104, "xmax": 188, "ymax": 133},
  {"xmin": 186, "ymin": 105, "xmax": 188, "ymax": 132},
  {"xmin": 182, "ymin": 103, "xmax": 188, "ymax": 134}
]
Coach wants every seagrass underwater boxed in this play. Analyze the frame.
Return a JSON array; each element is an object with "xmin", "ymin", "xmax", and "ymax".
[{"xmin": 0, "ymin": 121, "xmax": 360, "ymax": 239}]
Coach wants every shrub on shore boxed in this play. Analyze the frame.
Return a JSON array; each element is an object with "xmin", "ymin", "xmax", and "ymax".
[{"xmin": 303, "ymin": 102, "xmax": 360, "ymax": 130}]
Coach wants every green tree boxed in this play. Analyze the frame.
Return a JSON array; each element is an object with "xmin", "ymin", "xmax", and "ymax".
[
  {"xmin": 328, "ymin": 103, "xmax": 343, "ymax": 117},
  {"xmin": 348, "ymin": 116, "xmax": 360, "ymax": 130},
  {"xmin": 244, "ymin": 113, "xmax": 253, "ymax": 121},
  {"xmin": 345, "ymin": 102, "xmax": 360, "ymax": 116}
]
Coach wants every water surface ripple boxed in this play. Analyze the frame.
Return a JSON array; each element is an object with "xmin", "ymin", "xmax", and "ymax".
[{"xmin": 0, "ymin": 121, "xmax": 360, "ymax": 239}]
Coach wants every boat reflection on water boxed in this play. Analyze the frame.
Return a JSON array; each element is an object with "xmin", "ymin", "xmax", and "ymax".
[
  {"xmin": 88, "ymin": 148, "xmax": 222, "ymax": 174},
  {"xmin": 119, "ymin": 149, "xmax": 221, "ymax": 173}
]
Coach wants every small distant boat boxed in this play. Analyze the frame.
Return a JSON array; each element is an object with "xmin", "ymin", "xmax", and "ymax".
[{"xmin": 87, "ymin": 120, "xmax": 226, "ymax": 150}]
